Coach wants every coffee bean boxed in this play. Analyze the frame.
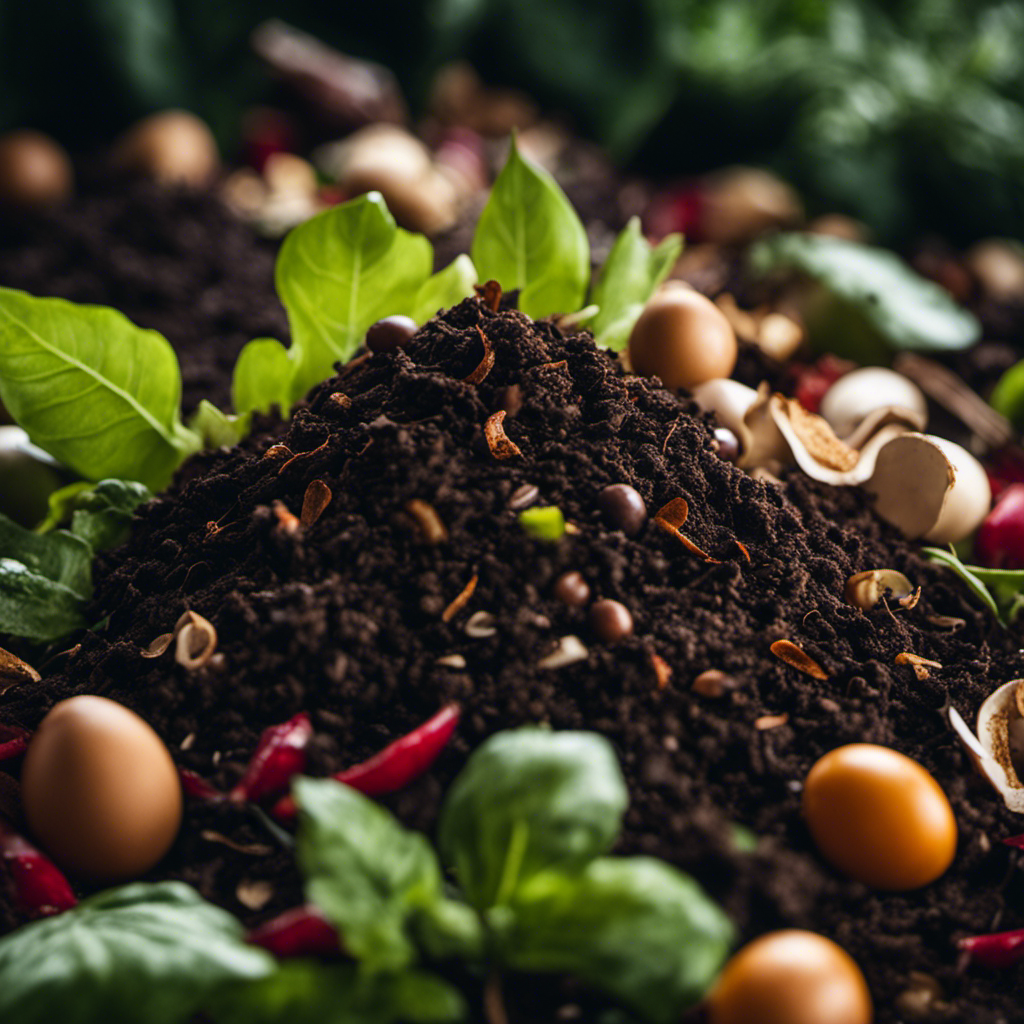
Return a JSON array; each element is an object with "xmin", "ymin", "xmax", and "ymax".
[
  {"xmin": 597, "ymin": 484, "xmax": 647, "ymax": 536},
  {"xmin": 508, "ymin": 483, "xmax": 540, "ymax": 511},
  {"xmin": 590, "ymin": 599, "xmax": 633, "ymax": 643},
  {"xmin": 366, "ymin": 315, "xmax": 417, "ymax": 354},
  {"xmin": 554, "ymin": 571, "xmax": 590, "ymax": 607},
  {"xmin": 713, "ymin": 427, "xmax": 740, "ymax": 463}
]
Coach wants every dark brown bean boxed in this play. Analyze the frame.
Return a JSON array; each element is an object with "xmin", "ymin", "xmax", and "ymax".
[
  {"xmin": 366, "ymin": 315, "xmax": 417, "ymax": 354},
  {"xmin": 713, "ymin": 427, "xmax": 740, "ymax": 463},
  {"xmin": 508, "ymin": 483, "xmax": 540, "ymax": 511},
  {"xmin": 590, "ymin": 599, "xmax": 633, "ymax": 643},
  {"xmin": 554, "ymin": 571, "xmax": 590, "ymax": 608},
  {"xmin": 597, "ymin": 484, "xmax": 647, "ymax": 536}
]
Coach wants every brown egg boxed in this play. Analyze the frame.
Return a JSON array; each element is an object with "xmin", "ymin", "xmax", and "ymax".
[
  {"xmin": 628, "ymin": 284, "xmax": 737, "ymax": 391},
  {"xmin": 0, "ymin": 130, "xmax": 72, "ymax": 207},
  {"xmin": 803, "ymin": 744, "xmax": 956, "ymax": 890},
  {"xmin": 113, "ymin": 110, "xmax": 218, "ymax": 186},
  {"xmin": 708, "ymin": 930, "xmax": 872, "ymax": 1024},
  {"xmin": 22, "ymin": 696, "xmax": 182, "ymax": 881}
]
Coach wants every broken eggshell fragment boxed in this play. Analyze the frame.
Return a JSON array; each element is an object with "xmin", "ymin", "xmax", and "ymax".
[
  {"xmin": 949, "ymin": 681, "xmax": 1024, "ymax": 814},
  {"xmin": 844, "ymin": 569, "xmax": 914, "ymax": 611},
  {"xmin": 819, "ymin": 367, "xmax": 928, "ymax": 440}
]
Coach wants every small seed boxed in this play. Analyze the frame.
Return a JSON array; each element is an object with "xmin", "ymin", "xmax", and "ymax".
[
  {"xmin": 366, "ymin": 315, "xmax": 417, "ymax": 354},
  {"xmin": 553, "ymin": 571, "xmax": 590, "ymax": 607},
  {"xmin": 328, "ymin": 392, "xmax": 352, "ymax": 410},
  {"xmin": 437, "ymin": 654, "xmax": 467, "ymax": 668},
  {"xmin": 692, "ymin": 669, "xmax": 736, "ymax": 698},
  {"xmin": 770, "ymin": 639, "xmax": 828, "ymax": 680},
  {"xmin": 597, "ymin": 484, "xmax": 647, "ymax": 537},
  {"xmin": 442, "ymin": 574, "xmax": 478, "ymax": 623},
  {"xmin": 300, "ymin": 479, "xmax": 332, "ymax": 528},
  {"xmin": 649, "ymin": 652, "xmax": 673, "ymax": 690},
  {"xmin": 406, "ymin": 499, "xmax": 448, "ymax": 544},
  {"xmin": 141, "ymin": 632, "xmax": 174, "ymax": 659},
  {"xmin": 262, "ymin": 443, "xmax": 293, "ymax": 461},
  {"xmin": 236, "ymin": 880, "xmax": 275, "ymax": 911},
  {"xmin": 755, "ymin": 713, "xmax": 789, "ymax": 730},
  {"xmin": 465, "ymin": 611, "xmax": 497, "ymax": 638},
  {"xmin": 538, "ymin": 635, "xmax": 589, "ymax": 670},
  {"xmin": 175, "ymin": 611, "xmax": 218, "ymax": 671},
  {"xmin": 483, "ymin": 410, "xmax": 522, "ymax": 460},
  {"xmin": 714, "ymin": 426, "xmax": 740, "ymax": 463},
  {"xmin": 508, "ymin": 483, "xmax": 540, "ymax": 511},
  {"xmin": 590, "ymin": 599, "xmax": 634, "ymax": 644}
]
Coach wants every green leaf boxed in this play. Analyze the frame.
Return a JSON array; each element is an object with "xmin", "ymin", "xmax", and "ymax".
[
  {"xmin": 0, "ymin": 558, "xmax": 85, "ymax": 641},
  {"xmin": 588, "ymin": 218, "xmax": 682, "ymax": 352},
  {"xmin": 211, "ymin": 962, "xmax": 466, "ymax": 1024},
  {"xmin": 990, "ymin": 358, "xmax": 1024, "ymax": 429},
  {"xmin": 438, "ymin": 729, "xmax": 628, "ymax": 910},
  {"xmin": 494, "ymin": 858, "xmax": 734, "ymax": 1024},
  {"xmin": 188, "ymin": 399, "xmax": 250, "ymax": 450},
  {"xmin": 0, "ymin": 288, "xmax": 202, "ymax": 490},
  {"xmin": 68, "ymin": 479, "xmax": 152, "ymax": 553},
  {"xmin": 0, "ymin": 881, "xmax": 273, "ymax": 1024},
  {"xmin": 0, "ymin": 512, "xmax": 92, "ymax": 597},
  {"xmin": 922, "ymin": 546, "xmax": 1003, "ymax": 623},
  {"xmin": 232, "ymin": 338, "xmax": 294, "ymax": 417},
  {"xmin": 748, "ymin": 234, "xmax": 981, "ymax": 356},
  {"xmin": 518, "ymin": 506, "xmax": 566, "ymax": 541},
  {"xmin": 294, "ymin": 777, "xmax": 444, "ymax": 972},
  {"xmin": 277, "ymin": 194, "xmax": 433, "ymax": 402},
  {"xmin": 412, "ymin": 255, "xmax": 478, "ymax": 325},
  {"xmin": 35, "ymin": 481, "xmax": 94, "ymax": 534},
  {"xmin": 471, "ymin": 135, "xmax": 589, "ymax": 318}
]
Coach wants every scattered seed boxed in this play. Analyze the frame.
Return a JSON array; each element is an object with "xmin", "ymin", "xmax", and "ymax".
[
  {"xmin": 200, "ymin": 830, "xmax": 273, "ymax": 856},
  {"xmin": 272, "ymin": 500, "xmax": 300, "ymax": 536},
  {"xmin": 366, "ymin": 315, "xmax": 417, "ymax": 354},
  {"xmin": 476, "ymin": 279, "xmax": 502, "ymax": 312},
  {"xmin": 844, "ymin": 569, "xmax": 914, "ymax": 611},
  {"xmin": 179, "ymin": 732, "xmax": 196, "ymax": 751},
  {"xmin": 654, "ymin": 498, "xmax": 719, "ymax": 563},
  {"xmin": 692, "ymin": 669, "xmax": 736, "ymax": 698},
  {"xmin": 0, "ymin": 646, "xmax": 41, "ymax": 693},
  {"xmin": 263, "ymin": 444, "xmax": 293, "ymax": 461},
  {"xmin": 648, "ymin": 652, "xmax": 673, "ymax": 690},
  {"xmin": 508, "ymin": 483, "xmax": 540, "ymax": 511},
  {"xmin": 483, "ymin": 410, "xmax": 522, "ymax": 460},
  {"xmin": 300, "ymin": 480, "xmax": 333, "ymax": 528},
  {"xmin": 464, "ymin": 326, "xmax": 495, "ymax": 385},
  {"xmin": 598, "ymin": 484, "xmax": 647, "ymax": 537},
  {"xmin": 236, "ymin": 880, "xmax": 275, "ymax": 911},
  {"xmin": 436, "ymin": 654, "xmax": 467, "ymax": 668},
  {"xmin": 175, "ymin": 611, "xmax": 218, "ymax": 671},
  {"xmin": 894, "ymin": 652, "xmax": 942, "ymax": 681},
  {"xmin": 442, "ymin": 574, "xmax": 479, "ymax": 623},
  {"xmin": 538, "ymin": 635, "xmax": 588, "ymax": 669},
  {"xmin": 755, "ymin": 713, "xmax": 789, "ymax": 730},
  {"xmin": 925, "ymin": 613, "xmax": 966, "ymax": 631},
  {"xmin": 405, "ymin": 499, "xmax": 448, "ymax": 544},
  {"xmin": 553, "ymin": 571, "xmax": 590, "ymax": 607},
  {"xmin": 590, "ymin": 599, "xmax": 634, "ymax": 644},
  {"xmin": 770, "ymin": 639, "xmax": 828, "ymax": 680},
  {"xmin": 328, "ymin": 392, "xmax": 352, "ymax": 410},
  {"xmin": 465, "ymin": 611, "xmax": 498, "ymax": 638}
]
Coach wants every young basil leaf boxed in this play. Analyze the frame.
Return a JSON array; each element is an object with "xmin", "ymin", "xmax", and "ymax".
[
  {"xmin": 471, "ymin": 135, "xmax": 589, "ymax": 318},
  {"xmin": 68, "ymin": 479, "xmax": 152, "ymax": 553},
  {"xmin": 188, "ymin": 399, "xmax": 251, "ymax": 450},
  {"xmin": 0, "ymin": 881, "xmax": 273, "ymax": 1024},
  {"xmin": 412, "ymin": 255, "xmax": 478, "ymax": 325},
  {"xmin": 0, "ymin": 288, "xmax": 202, "ymax": 490},
  {"xmin": 277, "ymin": 194, "xmax": 433, "ymax": 402},
  {"xmin": 211, "ymin": 961, "xmax": 466, "ymax": 1024},
  {"xmin": 0, "ymin": 512, "xmax": 92, "ymax": 598},
  {"xmin": 588, "ymin": 218, "xmax": 682, "ymax": 352},
  {"xmin": 294, "ymin": 776, "xmax": 444, "ymax": 972},
  {"xmin": 990, "ymin": 358, "xmax": 1024, "ymax": 429},
  {"xmin": 232, "ymin": 337, "xmax": 294, "ymax": 417},
  {"xmin": 438, "ymin": 729, "xmax": 628, "ymax": 910},
  {"xmin": 748, "ymin": 234, "xmax": 980, "ymax": 357},
  {"xmin": 0, "ymin": 558, "xmax": 85, "ymax": 641},
  {"xmin": 493, "ymin": 858, "xmax": 734, "ymax": 1024},
  {"xmin": 922, "ymin": 546, "xmax": 1003, "ymax": 624}
]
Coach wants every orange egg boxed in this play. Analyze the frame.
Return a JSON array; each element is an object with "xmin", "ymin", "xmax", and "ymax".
[
  {"xmin": 803, "ymin": 744, "xmax": 956, "ymax": 890},
  {"xmin": 21, "ymin": 696, "xmax": 182, "ymax": 881},
  {"xmin": 628, "ymin": 283, "xmax": 737, "ymax": 391},
  {"xmin": 708, "ymin": 930, "xmax": 872, "ymax": 1024}
]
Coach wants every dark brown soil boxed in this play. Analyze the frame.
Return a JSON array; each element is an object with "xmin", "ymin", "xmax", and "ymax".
[{"xmin": 3, "ymin": 296, "xmax": 1024, "ymax": 1021}]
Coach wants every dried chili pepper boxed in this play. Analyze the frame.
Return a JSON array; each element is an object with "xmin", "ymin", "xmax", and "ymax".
[
  {"xmin": 273, "ymin": 704, "xmax": 460, "ymax": 822},
  {"xmin": 0, "ymin": 823, "xmax": 76, "ymax": 918},
  {"xmin": 230, "ymin": 712, "xmax": 313, "ymax": 804},
  {"xmin": 247, "ymin": 904, "xmax": 340, "ymax": 958},
  {"xmin": 178, "ymin": 767, "xmax": 224, "ymax": 802},
  {"xmin": 959, "ymin": 928, "xmax": 1024, "ymax": 968}
]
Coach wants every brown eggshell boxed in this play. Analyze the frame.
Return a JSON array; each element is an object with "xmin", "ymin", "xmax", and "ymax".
[
  {"xmin": 803, "ymin": 743, "xmax": 957, "ymax": 890},
  {"xmin": 22, "ymin": 695, "xmax": 182, "ymax": 881},
  {"xmin": 0, "ymin": 130, "xmax": 73, "ymax": 207},
  {"xmin": 113, "ymin": 110, "xmax": 219, "ymax": 187},
  {"xmin": 628, "ymin": 284, "xmax": 738, "ymax": 391},
  {"xmin": 708, "ymin": 930, "xmax": 872, "ymax": 1024}
]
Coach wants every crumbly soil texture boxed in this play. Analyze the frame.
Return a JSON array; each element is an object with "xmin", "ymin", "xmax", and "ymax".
[{"xmin": 4, "ymin": 297, "xmax": 1024, "ymax": 1023}]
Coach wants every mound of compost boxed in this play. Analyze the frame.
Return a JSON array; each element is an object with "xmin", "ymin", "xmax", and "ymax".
[
  {"xmin": 0, "ymin": 177, "xmax": 288, "ymax": 413},
  {"xmin": 3, "ymin": 296, "xmax": 1024, "ymax": 1022}
]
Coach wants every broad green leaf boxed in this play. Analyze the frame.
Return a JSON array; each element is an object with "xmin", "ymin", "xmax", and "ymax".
[
  {"xmin": 471, "ymin": 136, "xmax": 589, "ymax": 318},
  {"xmin": 232, "ymin": 337, "xmax": 294, "ymax": 417},
  {"xmin": 277, "ymin": 194, "xmax": 433, "ymax": 402},
  {"xmin": 294, "ymin": 777, "xmax": 444, "ymax": 971},
  {"xmin": 494, "ymin": 859, "xmax": 734, "ymax": 1024},
  {"xmin": 0, "ymin": 288, "xmax": 202, "ymax": 489},
  {"xmin": 188, "ymin": 399, "xmax": 250, "ymax": 449},
  {"xmin": 69, "ymin": 479, "xmax": 152, "ymax": 552},
  {"xmin": 990, "ymin": 358, "xmax": 1024, "ymax": 429},
  {"xmin": 438, "ymin": 729, "xmax": 627, "ymax": 910},
  {"xmin": 748, "ymin": 234, "xmax": 980, "ymax": 356},
  {"xmin": 588, "ymin": 218, "xmax": 683, "ymax": 351},
  {"xmin": 413, "ymin": 255, "xmax": 478, "ymax": 325},
  {"xmin": 0, "ymin": 558, "xmax": 85, "ymax": 641},
  {"xmin": 0, "ymin": 512, "xmax": 91, "ymax": 597},
  {"xmin": 211, "ymin": 962, "xmax": 466, "ymax": 1024},
  {"xmin": 0, "ymin": 881, "xmax": 273, "ymax": 1024}
]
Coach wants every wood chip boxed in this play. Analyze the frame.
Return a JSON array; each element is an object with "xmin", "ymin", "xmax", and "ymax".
[
  {"xmin": 895, "ymin": 652, "xmax": 942, "ymax": 681},
  {"xmin": 141, "ymin": 633, "xmax": 174, "ymax": 659},
  {"xmin": 442, "ymin": 574, "xmax": 478, "ymax": 623},
  {"xmin": 755, "ymin": 713, "xmax": 789, "ymax": 731},
  {"xmin": 770, "ymin": 639, "xmax": 828, "ymax": 680},
  {"xmin": 654, "ymin": 497, "xmax": 719, "ymax": 563},
  {"xmin": 692, "ymin": 669, "xmax": 735, "ymax": 698},
  {"xmin": 465, "ymin": 611, "xmax": 497, "ymax": 638},
  {"xmin": 648, "ymin": 652, "xmax": 673, "ymax": 690},
  {"xmin": 464, "ymin": 326, "xmax": 495, "ymax": 385},
  {"xmin": 484, "ymin": 410, "xmax": 523, "ymax": 460},
  {"xmin": 0, "ymin": 647, "xmax": 41, "ymax": 693},
  {"xmin": 538, "ymin": 635, "xmax": 588, "ymax": 670},
  {"xmin": 175, "ymin": 611, "xmax": 218, "ymax": 671},
  {"xmin": 236, "ymin": 880, "xmax": 275, "ymax": 911},
  {"xmin": 200, "ymin": 830, "xmax": 273, "ymax": 856},
  {"xmin": 475, "ymin": 280, "xmax": 502, "ymax": 312},
  {"xmin": 405, "ymin": 499, "xmax": 448, "ymax": 544},
  {"xmin": 300, "ymin": 480, "xmax": 333, "ymax": 528},
  {"xmin": 272, "ymin": 500, "xmax": 300, "ymax": 536}
]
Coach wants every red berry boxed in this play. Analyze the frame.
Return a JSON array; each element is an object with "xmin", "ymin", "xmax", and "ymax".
[{"xmin": 975, "ymin": 483, "xmax": 1024, "ymax": 569}]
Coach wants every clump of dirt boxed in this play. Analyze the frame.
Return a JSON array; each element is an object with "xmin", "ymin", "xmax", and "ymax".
[{"xmin": 3, "ymin": 296, "xmax": 1024, "ymax": 1022}]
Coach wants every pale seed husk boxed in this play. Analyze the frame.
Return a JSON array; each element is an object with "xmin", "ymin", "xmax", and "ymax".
[
  {"xmin": 175, "ymin": 611, "xmax": 218, "ymax": 671},
  {"xmin": 770, "ymin": 639, "xmax": 828, "ymax": 680},
  {"xmin": 464, "ymin": 611, "xmax": 497, "ymax": 639},
  {"xmin": 844, "ymin": 569, "xmax": 914, "ymax": 611},
  {"xmin": 538, "ymin": 635, "xmax": 588, "ymax": 669}
]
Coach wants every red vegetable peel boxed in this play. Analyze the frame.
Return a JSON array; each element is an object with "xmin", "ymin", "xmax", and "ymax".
[
  {"xmin": 247, "ymin": 903, "xmax": 339, "ymax": 958},
  {"xmin": 959, "ymin": 929, "xmax": 1024, "ymax": 968},
  {"xmin": 229, "ymin": 712, "xmax": 312, "ymax": 804},
  {"xmin": 0, "ymin": 823, "xmax": 76, "ymax": 918}
]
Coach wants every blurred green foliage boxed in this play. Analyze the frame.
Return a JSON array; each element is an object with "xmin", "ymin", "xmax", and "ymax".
[{"xmin": 3, "ymin": 0, "xmax": 1024, "ymax": 242}]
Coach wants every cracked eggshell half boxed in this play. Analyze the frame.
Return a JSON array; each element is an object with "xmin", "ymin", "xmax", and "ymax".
[
  {"xmin": 864, "ymin": 433, "xmax": 955, "ymax": 539},
  {"xmin": 819, "ymin": 367, "xmax": 928, "ymax": 439},
  {"xmin": 920, "ymin": 436, "xmax": 991, "ymax": 544}
]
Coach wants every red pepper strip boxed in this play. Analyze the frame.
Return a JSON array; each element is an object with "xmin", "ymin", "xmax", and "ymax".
[
  {"xmin": 0, "ymin": 735, "xmax": 28, "ymax": 763},
  {"xmin": 230, "ymin": 712, "xmax": 313, "ymax": 804},
  {"xmin": 178, "ymin": 767, "xmax": 224, "ymax": 802},
  {"xmin": 247, "ymin": 904, "xmax": 340, "ymax": 958},
  {"xmin": 0, "ymin": 824, "xmax": 76, "ymax": 918},
  {"xmin": 959, "ymin": 929, "xmax": 1024, "ymax": 968},
  {"xmin": 1002, "ymin": 833, "xmax": 1024, "ymax": 850},
  {"xmin": 272, "ymin": 704, "xmax": 461, "ymax": 823}
]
